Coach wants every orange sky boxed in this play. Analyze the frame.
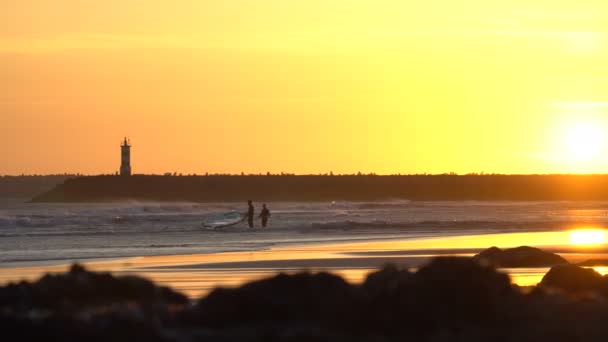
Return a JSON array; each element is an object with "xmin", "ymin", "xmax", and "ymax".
[{"xmin": 2, "ymin": 1, "xmax": 608, "ymax": 175}]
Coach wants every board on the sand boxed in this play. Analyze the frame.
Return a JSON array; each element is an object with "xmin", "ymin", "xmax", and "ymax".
[{"xmin": 202, "ymin": 211, "xmax": 245, "ymax": 229}]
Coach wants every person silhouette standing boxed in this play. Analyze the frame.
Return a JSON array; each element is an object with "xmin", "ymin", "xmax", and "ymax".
[
  {"xmin": 259, "ymin": 204, "xmax": 271, "ymax": 228},
  {"xmin": 247, "ymin": 200, "xmax": 255, "ymax": 229}
]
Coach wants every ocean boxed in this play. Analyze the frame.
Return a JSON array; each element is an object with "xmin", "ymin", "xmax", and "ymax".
[{"xmin": 2, "ymin": 199, "xmax": 608, "ymax": 268}]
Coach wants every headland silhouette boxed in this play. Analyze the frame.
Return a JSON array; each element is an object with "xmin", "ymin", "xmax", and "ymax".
[{"xmin": 29, "ymin": 173, "xmax": 608, "ymax": 202}]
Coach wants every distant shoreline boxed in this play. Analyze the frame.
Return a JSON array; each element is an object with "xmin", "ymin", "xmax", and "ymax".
[{"xmin": 30, "ymin": 174, "xmax": 608, "ymax": 202}]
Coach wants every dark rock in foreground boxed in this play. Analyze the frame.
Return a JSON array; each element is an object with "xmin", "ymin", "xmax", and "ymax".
[
  {"xmin": 183, "ymin": 257, "xmax": 519, "ymax": 338},
  {"xmin": 473, "ymin": 246, "xmax": 568, "ymax": 267},
  {"xmin": 0, "ymin": 314, "xmax": 172, "ymax": 342},
  {"xmin": 186, "ymin": 271, "xmax": 360, "ymax": 333},
  {"xmin": 7, "ymin": 258, "xmax": 608, "ymax": 340},
  {"xmin": 0, "ymin": 264, "xmax": 188, "ymax": 314},
  {"xmin": 540, "ymin": 264, "xmax": 608, "ymax": 296}
]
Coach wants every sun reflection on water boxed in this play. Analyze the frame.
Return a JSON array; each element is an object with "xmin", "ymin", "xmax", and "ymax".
[
  {"xmin": 3, "ymin": 230, "xmax": 608, "ymax": 298},
  {"xmin": 591, "ymin": 267, "xmax": 608, "ymax": 276},
  {"xmin": 569, "ymin": 229, "xmax": 606, "ymax": 246}
]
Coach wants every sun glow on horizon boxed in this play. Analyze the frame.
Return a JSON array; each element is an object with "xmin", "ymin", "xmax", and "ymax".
[
  {"xmin": 2, "ymin": 1, "xmax": 608, "ymax": 174},
  {"xmin": 565, "ymin": 123, "xmax": 605, "ymax": 162},
  {"xmin": 569, "ymin": 229, "xmax": 606, "ymax": 246}
]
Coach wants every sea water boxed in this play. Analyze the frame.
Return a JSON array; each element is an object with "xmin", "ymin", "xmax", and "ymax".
[{"xmin": 1, "ymin": 199, "xmax": 608, "ymax": 267}]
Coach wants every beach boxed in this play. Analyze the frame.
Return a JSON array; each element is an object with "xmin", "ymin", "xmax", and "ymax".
[
  {"xmin": 5, "ymin": 200, "xmax": 608, "ymax": 341},
  {"xmin": 3, "ymin": 199, "xmax": 608, "ymax": 298},
  {"xmin": 3, "ymin": 230, "xmax": 608, "ymax": 298}
]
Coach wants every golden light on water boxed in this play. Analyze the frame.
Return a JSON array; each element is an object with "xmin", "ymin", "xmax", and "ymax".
[
  {"xmin": 3, "ymin": 230, "xmax": 608, "ymax": 297},
  {"xmin": 569, "ymin": 229, "xmax": 607, "ymax": 246}
]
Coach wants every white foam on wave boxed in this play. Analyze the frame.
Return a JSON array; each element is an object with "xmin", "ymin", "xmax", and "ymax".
[{"xmin": 3, "ymin": 200, "xmax": 608, "ymax": 265}]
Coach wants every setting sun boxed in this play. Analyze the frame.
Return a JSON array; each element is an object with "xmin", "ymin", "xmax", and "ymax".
[
  {"xmin": 7, "ymin": 1, "xmax": 608, "ymax": 339},
  {"xmin": 569, "ymin": 229, "xmax": 606, "ymax": 246},
  {"xmin": 565, "ymin": 123, "xmax": 605, "ymax": 162}
]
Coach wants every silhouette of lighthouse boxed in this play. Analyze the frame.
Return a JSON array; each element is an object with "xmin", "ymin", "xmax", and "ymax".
[{"xmin": 120, "ymin": 137, "xmax": 132, "ymax": 176}]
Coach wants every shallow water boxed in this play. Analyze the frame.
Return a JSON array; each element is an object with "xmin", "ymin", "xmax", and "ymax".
[
  {"xmin": 3, "ymin": 199, "xmax": 608, "ymax": 298},
  {"xmin": 3, "ymin": 230, "xmax": 607, "ymax": 298},
  {"xmin": 2, "ymin": 199, "xmax": 608, "ymax": 267}
]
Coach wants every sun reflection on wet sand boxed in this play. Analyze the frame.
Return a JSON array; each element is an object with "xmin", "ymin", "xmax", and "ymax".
[
  {"xmin": 569, "ymin": 229, "xmax": 606, "ymax": 245},
  {"xmin": 591, "ymin": 266, "xmax": 608, "ymax": 275},
  {"xmin": 2, "ymin": 230, "xmax": 608, "ymax": 298}
]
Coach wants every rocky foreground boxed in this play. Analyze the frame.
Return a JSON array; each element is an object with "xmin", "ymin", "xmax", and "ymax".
[{"xmin": 4, "ymin": 253, "xmax": 608, "ymax": 341}]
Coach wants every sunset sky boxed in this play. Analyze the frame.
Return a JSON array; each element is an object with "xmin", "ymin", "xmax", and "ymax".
[{"xmin": 2, "ymin": 1, "xmax": 608, "ymax": 175}]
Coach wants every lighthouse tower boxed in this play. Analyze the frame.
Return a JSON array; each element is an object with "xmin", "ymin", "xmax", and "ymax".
[{"xmin": 120, "ymin": 137, "xmax": 132, "ymax": 176}]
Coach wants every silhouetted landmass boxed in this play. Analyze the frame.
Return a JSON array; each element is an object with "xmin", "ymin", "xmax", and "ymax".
[
  {"xmin": 31, "ymin": 174, "xmax": 608, "ymax": 202},
  {"xmin": 0, "ymin": 175, "xmax": 72, "ymax": 199},
  {"xmin": 473, "ymin": 246, "xmax": 569, "ymax": 267},
  {"xmin": 6, "ymin": 258, "xmax": 608, "ymax": 340}
]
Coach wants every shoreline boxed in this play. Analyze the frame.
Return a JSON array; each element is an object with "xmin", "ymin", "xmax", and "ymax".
[
  {"xmin": 3, "ymin": 230, "xmax": 608, "ymax": 298},
  {"xmin": 0, "ymin": 226, "xmax": 500, "ymax": 270}
]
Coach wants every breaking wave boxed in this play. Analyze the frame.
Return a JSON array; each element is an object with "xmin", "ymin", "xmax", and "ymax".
[{"xmin": 4, "ymin": 200, "xmax": 608, "ymax": 265}]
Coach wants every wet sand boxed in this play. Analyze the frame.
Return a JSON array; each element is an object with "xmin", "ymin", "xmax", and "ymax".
[{"xmin": 2, "ymin": 230, "xmax": 608, "ymax": 298}]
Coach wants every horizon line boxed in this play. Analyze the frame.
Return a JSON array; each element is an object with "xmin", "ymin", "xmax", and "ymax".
[{"xmin": 5, "ymin": 172, "xmax": 608, "ymax": 177}]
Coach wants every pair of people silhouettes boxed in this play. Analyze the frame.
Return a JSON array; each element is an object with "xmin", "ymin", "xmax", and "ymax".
[{"xmin": 247, "ymin": 200, "xmax": 271, "ymax": 228}]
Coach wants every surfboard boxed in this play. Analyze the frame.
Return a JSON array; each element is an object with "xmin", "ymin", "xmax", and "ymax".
[{"xmin": 202, "ymin": 211, "xmax": 245, "ymax": 229}]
